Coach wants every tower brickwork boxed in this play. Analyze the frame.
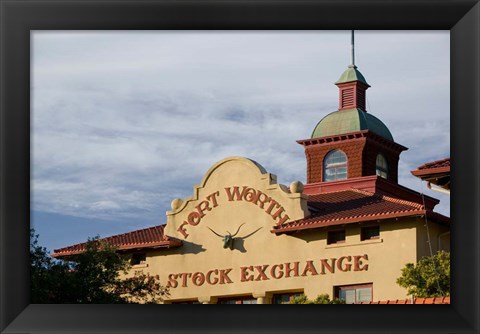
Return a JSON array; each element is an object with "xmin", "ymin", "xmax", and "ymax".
[{"xmin": 298, "ymin": 32, "xmax": 407, "ymax": 187}]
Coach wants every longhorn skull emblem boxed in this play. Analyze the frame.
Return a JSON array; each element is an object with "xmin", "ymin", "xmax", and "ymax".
[
  {"xmin": 207, "ymin": 223, "xmax": 262, "ymax": 250},
  {"xmin": 207, "ymin": 223, "xmax": 245, "ymax": 249}
]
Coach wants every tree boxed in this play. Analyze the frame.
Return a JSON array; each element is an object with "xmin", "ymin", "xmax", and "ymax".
[
  {"xmin": 30, "ymin": 229, "xmax": 169, "ymax": 303},
  {"xmin": 289, "ymin": 294, "xmax": 345, "ymax": 304},
  {"xmin": 396, "ymin": 250, "xmax": 450, "ymax": 298},
  {"xmin": 30, "ymin": 229, "xmax": 73, "ymax": 303}
]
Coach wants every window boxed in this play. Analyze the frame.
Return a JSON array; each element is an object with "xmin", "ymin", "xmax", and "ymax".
[
  {"xmin": 323, "ymin": 150, "xmax": 348, "ymax": 182},
  {"xmin": 218, "ymin": 296, "xmax": 257, "ymax": 304},
  {"xmin": 376, "ymin": 154, "xmax": 388, "ymax": 179},
  {"xmin": 218, "ymin": 299, "xmax": 238, "ymax": 304},
  {"xmin": 272, "ymin": 292, "xmax": 303, "ymax": 304},
  {"xmin": 335, "ymin": 284, "xmax": 373, "ymax": 304},
  {"xmin": 172, "ymin": 300, "xmax": 201, "ymax": 304},
  {"xmin": 131, "ymin": 253, "xmax": 146, "ymax": 266},
  {"xmin": 361, "ymin": 225, "xmax": 380, "ymax": 241},
  {"xmin": 327, "ymin": 230, "xmax": 346, "ymax": 245},
  {"xmin": 241, "ymin": 299, "xmax": 257, "ymax": 304}
]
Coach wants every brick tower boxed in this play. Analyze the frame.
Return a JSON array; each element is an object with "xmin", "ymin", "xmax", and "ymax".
[{"xmin": 298, "ymin": 32, "xmax": 407, "ymax": 187}]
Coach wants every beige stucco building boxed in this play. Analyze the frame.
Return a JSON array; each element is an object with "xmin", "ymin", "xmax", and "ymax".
[{"xmin": 52, "ymin": 49, "xmax": 450, "ymax": 305}]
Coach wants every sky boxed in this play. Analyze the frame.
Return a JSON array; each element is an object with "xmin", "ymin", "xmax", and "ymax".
[{"xmin": 31, "ymin": 31, "xmax": 450, "ymax": 254}]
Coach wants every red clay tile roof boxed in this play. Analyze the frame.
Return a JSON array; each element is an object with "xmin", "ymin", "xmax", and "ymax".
[
  {"xmin": 411, "ymin": 158, "xmax": 450, "ymax": 190},
  {"xmin": 411, "ymin": 157, "xmax": 450, "ymax": 177},
  {"xmin": 52, "ymin": 225, "xmax": 182, "ymax": 258},
  {"xmin": 360, "ymin": 296, "xmax": 450, "ymax": 304},
  {"xmin": 415, "ymin": 158, "xmax": 450, "ymax": 171},
  {"xmin": 272, "ymin": 188, "xmax": 449, "ymax": 234},
  {"xmin": 303, "ymin": 176, "xmax": 440, "ymax": 211}
]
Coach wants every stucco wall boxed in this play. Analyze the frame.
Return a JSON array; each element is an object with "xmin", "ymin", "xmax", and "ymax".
[
  {"xmin": 416, "ymin": 218, "xmax": 450, "ymax": 259},
  {"xmin": 130, "ymin": 216, "xmax": 428, "ymax": 303},
  {"xmin": 124, "ymin": 157, "xmax": 448, "ymax": 304}
]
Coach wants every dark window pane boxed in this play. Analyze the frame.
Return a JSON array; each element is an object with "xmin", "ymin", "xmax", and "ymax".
[
  {"xmin": 272, "ymin": 293, "xmax": 303, "ymax": 304},
  {"xmin": 376, "ymin": 154, "xmax": 388, "ymax": 179},
  {"xmin": 131, "ymin": 253, "xmax": 146, "ymax": 265},
  {"xmin": 218, "ymin": 296, "xmax": 257, "ymax": 304},
  {"xmin": 327, "ymin": 230, "xmax": 345, "ymax": 244},
  {"xmin": 361, "ymin": 226, "xmax": 380, "ymax": 241}
]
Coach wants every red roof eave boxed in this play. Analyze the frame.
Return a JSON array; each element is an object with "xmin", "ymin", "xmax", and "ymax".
[
  {"xmin": 272, "ymin": 210, "xmax": 450, "ymax": 235},
  {"xmin": 411, "ymin": 166, "xmax": 450, "ymax": 178},
  {"xmin": 360, "ymin": 296, "xmax": 450, "ymax": 304},
  {"xmin": 52, "ymin": 239, "xmax": 183, "ymax": 258},
  {"xmin": 414, "ymin": 157, "xmax": 450, "ymax": 170}
]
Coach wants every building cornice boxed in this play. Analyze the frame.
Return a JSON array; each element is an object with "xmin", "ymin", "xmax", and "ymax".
[{"xmin": 297, "ymin": 130, "xmax": 408, "ymax": 154}]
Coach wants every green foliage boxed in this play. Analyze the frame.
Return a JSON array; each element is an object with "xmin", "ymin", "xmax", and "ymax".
[
  {"xmin": 289, "ymin": 293, "xmax": 345, "ymax": 304},
  {"xmin": 396, "ymin": 251, "xmax": 450, "ymax": 298},
  {"xmin": 289, "ymin": 294, "xmax": 310, "ymax": 304},
  {"xmin": 30, "ymin": 229, "xmax": 169, "ymax": 303},
  {"xmin": 30, "ymin": 229, "xmax": 73, "ymax": 303}
]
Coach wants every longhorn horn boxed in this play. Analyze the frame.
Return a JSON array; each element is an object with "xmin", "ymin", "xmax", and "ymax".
[
  {"xmin": 231, "ymin": 223, "xmax": 246, "ymax": 237},
  {"xmin": 206, "ymin": 227, "xmax": 224, "ymax": 238},
  {"xmin": 240, "ymin": 227, "xmax": 263, "ymax": 239}
]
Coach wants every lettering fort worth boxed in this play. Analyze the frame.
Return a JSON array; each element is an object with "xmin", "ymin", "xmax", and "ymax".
[{"xmin": 177, "ymin": 186, "xmax": 290, "ymax": 238}]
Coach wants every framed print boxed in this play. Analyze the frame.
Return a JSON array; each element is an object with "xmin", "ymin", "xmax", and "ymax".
[{"xmin": 1, "ymin": 0, "xmax": 479, "ymax": 333}]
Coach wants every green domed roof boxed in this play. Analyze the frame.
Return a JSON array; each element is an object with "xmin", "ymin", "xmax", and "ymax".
[
  {"xmin": 311, "ymin": 108, "xmax": 394, "ymax": 141},
  {"xmin": 335, "ymin": 65, "xmax": 370, "ymax": 86}
]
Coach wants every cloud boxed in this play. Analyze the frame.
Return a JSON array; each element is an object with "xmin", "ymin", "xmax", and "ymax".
[
  {"xmin": 31, "ymin": 31, "xmax": 450, "ymax": 226},
  {"xmin": 90, "ymin": 200, "xmax": 121, "ymax": 211}
]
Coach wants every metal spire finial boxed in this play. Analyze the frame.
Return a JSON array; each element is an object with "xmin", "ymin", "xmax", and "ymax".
[{"xmin": 350, "ymin": 30, "xmax": 355, "ymax": 67}]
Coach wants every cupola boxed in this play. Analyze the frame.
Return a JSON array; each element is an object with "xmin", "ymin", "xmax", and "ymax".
[
  {"xmin": 297, "ymin": 31, "xmax": 407, "ymax": 186},
  {"xmin": 335, "ymin": 30, "xmax": 370, "ymax": 112},
  {"xmin": 336, "ymin": 65, "xmax": 370, "ymax": 111}
]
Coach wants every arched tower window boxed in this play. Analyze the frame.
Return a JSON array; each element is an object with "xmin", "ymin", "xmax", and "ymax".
[
  {"xmin": 376, "ymin": 154, "xmax": 388, "ymax": 179},
  {"xmin": 323, "ymin": 150, "xmax": 348, "ymax": 182}
]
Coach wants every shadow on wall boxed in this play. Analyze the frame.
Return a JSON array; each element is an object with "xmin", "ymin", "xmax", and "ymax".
[{"xmin": 181, "ymin": 240, "xmax": 207, "ymax": 255}]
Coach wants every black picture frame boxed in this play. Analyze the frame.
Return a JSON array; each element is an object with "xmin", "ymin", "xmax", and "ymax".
[{"xmin": 1, "ymin": 0, "xmax": 479, "ymax": 333}]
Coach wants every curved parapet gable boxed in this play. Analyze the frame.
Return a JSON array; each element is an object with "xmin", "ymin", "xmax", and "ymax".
[{"xmin": 164, "ymin": 156, "xmax": 309, "ymax": 241}]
